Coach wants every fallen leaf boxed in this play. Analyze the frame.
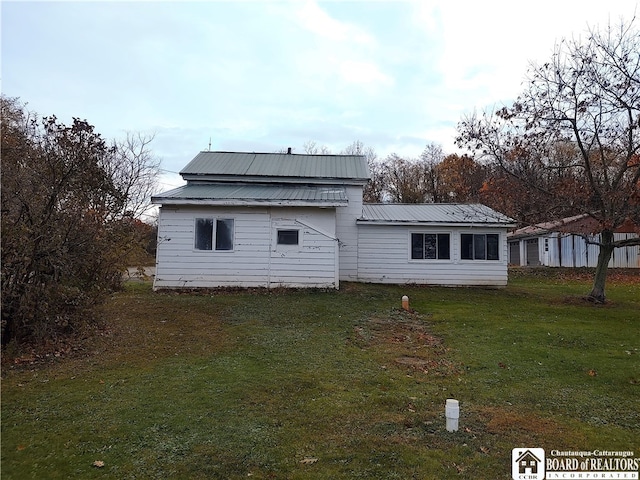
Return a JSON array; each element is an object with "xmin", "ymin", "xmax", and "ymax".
[
  {"xmin": 17, "ymin": 445, "xmax": 26, "ymax": 451},
  {"xmin": 480, "ymin": 446, "xmax": 490, "ymax": 454},
  {"xmin": 588, "ymin": 369, "xmax": 597, "ymax": 377},
  {"xmin": 93, "ymin": 460, "xmax": 105, "ymax": 468},
  {"xmin": 300, "ymin": 457, "xmax": 318, "ymax": 465}
]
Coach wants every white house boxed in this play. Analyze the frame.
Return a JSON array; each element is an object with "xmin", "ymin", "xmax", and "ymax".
[
  {"xmin": 508, "ymin": 214, "xmax": 640, "ymax": 268},
  {"xmin": 151, "ymin": 151, "xmax": 516, "ymax": 289}
]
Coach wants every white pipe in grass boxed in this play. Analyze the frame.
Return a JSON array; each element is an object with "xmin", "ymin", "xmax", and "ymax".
[{"xmin": 446, "ymin": 399, "xmax": 459, "ymax": 432}]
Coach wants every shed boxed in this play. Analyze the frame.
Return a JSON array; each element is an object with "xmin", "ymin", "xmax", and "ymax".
[{"xmin": 507, "ymin": 215, "xmax": 640, "ymax": 268}]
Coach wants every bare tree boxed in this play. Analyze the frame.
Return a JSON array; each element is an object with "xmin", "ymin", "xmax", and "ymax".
[
  {"xmin": 107, "ymin": 132, "xmax": 161, "ymax": 218},
  {"xmin": 303, "ymin": 140, "xmax": 332, "ymax": 155},
  {"xmin": 457, "ymin": 17, "xmax": 640, "ymax": 302},
  {"xmin": 419, "ymin": 143, "xmax": 445, "ymax": 202}
]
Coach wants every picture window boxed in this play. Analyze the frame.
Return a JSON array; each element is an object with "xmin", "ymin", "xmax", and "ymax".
[{"xmin": 461, "ymin": 233, "xmax": 499, "ymax": 260}]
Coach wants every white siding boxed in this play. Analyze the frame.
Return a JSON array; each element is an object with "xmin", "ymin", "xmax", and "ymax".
[
  {"xmin": 336, "ymin": 185, "xmax": 363, "ymax": 281},
  {"xmin": 154, "ymin": 206, "xmax": 339, "ymax": 289},
  {"xmin": 356, "ymin": 225, "xmax": 510, "ymax": 286},
  {"xmin": 512, "ymin": 233, "xmax": 640, "ymax": 268}
]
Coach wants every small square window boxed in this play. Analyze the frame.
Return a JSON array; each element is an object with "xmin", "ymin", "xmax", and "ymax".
[{"xmin": 277, "ymin": 229, "xmax": 299, "ymax": 245}]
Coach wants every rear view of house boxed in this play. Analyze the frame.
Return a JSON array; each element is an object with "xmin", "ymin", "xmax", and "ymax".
[{"xmin": 152, "ymin": 151, "xmax": 515, "ymax": 289}]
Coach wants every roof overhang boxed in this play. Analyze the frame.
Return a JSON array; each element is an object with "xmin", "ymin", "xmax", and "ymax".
[
  {"xmin": 152, "ymin": 183, "xmax": 348, "ymax": 207},
  {"xmin": 356, "ymin": 219, "xmax": 516, "ymax": 228}
]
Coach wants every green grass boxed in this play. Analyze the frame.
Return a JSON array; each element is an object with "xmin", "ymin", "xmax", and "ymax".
[{"xmin": 2, "ymin": 270, "xmax": 639, "ymax": 479}]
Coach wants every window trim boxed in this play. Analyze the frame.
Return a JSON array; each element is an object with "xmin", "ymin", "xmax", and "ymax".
[
  {"xmin": 409, "ymin": 231, "xmax": 452, "ymax": 261},
  {"xmin": 194, "ymin": 217, "xmax": 235, "ymax": 252}
]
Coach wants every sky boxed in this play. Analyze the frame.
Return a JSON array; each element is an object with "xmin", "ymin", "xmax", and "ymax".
[{"xmin": 2, "ymin": 0, "xmax": 638, "ymax": 193}]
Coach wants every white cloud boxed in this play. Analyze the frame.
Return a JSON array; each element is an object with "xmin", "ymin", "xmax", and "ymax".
[{"xmin": 293, "ymin": 0, "xmax": 376, "ymax": 46}]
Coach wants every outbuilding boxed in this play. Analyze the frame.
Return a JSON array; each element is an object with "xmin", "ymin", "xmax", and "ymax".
[{"xmin": 507, "ymin": 214, "xmax": 640, "ymax": 268}]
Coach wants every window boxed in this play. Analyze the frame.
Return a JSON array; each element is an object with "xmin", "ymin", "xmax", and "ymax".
[
  {"xmin": 411, "ymin": 233, "xmax": 450, "ymax": 260},
  {"xmin": 215, "ymin": 219, "xmax": 234, "ymax": 250},
  {"xmin": 195, "ymin": 218, "xmax": 234, "ymax": 251},
  {"xmin": 195, "ymin": 218, "xmax": 213, "ymax": 250},
  {"xmin": 277, "ymin": 229, "xmax": 299, "ymax": 245},
  {"xmin": 461, "ymin": 233, "xmax": 499, "ymax": 260}
]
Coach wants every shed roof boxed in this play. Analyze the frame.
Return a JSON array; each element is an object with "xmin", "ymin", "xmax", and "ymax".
[
  {"xmin": 508, "ymin": 214, "xmax": 639, "ymax": 239},
  {"xmin": 358, "ymin": 203, "xmax": 515, "ymax": 226},
  {"xmin": 151, "ymin": 183, "xmax": 348, "ymax": 207},
  {"xmin": 180, "ymin": 151, "xmax": 370, "ymax": 181}
]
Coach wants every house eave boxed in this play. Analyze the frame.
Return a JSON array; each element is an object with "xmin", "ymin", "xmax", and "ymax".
[
  {"xmin": 356, "ymin": 220, "xmax": 516, "ymax": 228},
  {"xmin": 153, "ymin": 198, "xmax": 347, "ymax": 207},
  {"xmin": 181, "ymin": 174, "xmax": 369, "ymax": 186}
]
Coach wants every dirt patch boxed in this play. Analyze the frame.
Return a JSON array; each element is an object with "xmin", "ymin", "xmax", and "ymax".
[
  {"xmin": 352, "ymin": 309, "xmax": 461, "ymax": 377},
  {"xmin": 468, "ymin": 406, "xmax": 579, "ymax": 445}
]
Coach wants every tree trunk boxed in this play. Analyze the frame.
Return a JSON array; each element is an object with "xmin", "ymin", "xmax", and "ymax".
[{"xmin": 587, "ymin": 230, "xmax": 614, "ymax": 304}]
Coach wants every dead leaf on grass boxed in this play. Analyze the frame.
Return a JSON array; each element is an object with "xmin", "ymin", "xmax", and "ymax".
[
  {"xmin": 454, "ymin": 463, "xmax": 466, "ymax": 473},
  {"xmin": 300, "ymin": 457, "xmax": 318, "ymax": 465},
  {"xmin": 92, "ymin": 460, "xmax": 105, "ymax": 468},
  {"xmin": 587, "ymin": 369, "xmax": 597, "ymax": 377}
]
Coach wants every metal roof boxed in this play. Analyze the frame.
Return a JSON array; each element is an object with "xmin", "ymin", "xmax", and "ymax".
[
  {"xmin": 180, "ymin": 151, "xmax": 370, "ymax": 181},
  {"xmin": 358, "ymin": 203, "xmax": 515, "ymax": 226},
  {"xmin": 151, "ymin": 183, "xmax": 348, "ymax": 206}
]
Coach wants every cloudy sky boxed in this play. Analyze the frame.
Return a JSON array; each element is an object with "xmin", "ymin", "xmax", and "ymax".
[{"xmin": 2, "ymin": 1, "xmax": 638, "ymax": 192}]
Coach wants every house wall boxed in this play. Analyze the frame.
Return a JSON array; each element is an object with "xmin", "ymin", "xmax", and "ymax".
[
  {"xmin": 154, "ymin": 206, "xmax": 339, "ymax": 289},
  {"xmin": 356, "ymin": 225, "xmax": 510, "ymax": 286},
  {"xmin": 336, "ymin": 185, "xmax": 363, "ymax": 281}
]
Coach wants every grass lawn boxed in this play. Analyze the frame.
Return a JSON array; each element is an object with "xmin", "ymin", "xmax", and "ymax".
[{"xmin": 2, "ymin": 269, "xmax": 639, "ymax": 479}]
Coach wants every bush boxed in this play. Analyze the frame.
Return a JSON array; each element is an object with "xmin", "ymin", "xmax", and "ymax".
[{"xmin": 1, "ymin": 96, "xmax": 158, "ymax": 347}]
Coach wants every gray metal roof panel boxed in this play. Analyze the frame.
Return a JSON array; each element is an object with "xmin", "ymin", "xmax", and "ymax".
[
  {"xmin": 152, "ymin": 183, "xmax": 348, "ymax": 204},
  {"xmin": 180, "ymin": 151, "xmax": 370, "ymax": 180},
  {"xmin": 359, "ymin": 204, "xmax": 515, "ymax": 225}
]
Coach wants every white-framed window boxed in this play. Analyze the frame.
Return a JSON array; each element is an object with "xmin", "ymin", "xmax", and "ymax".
[
  {"xmin": 411, "ymin": 233, "xmax": 451, "ymax": 260},
  {"xmin": 277, "ymin": 229, "xmax": 299, "ymax": 246},
  {"xmin": 460, "ymin": 233, "xmax": 499, "ymax": 260},
  {"xmin": 194, "ymin": 218, "xmax": 234, "ymax": 251}
]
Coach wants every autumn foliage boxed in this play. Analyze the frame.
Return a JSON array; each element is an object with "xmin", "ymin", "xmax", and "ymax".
[{"xmin": 1, "ymin": 97, "xmax": 159, "ymax": 347}]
